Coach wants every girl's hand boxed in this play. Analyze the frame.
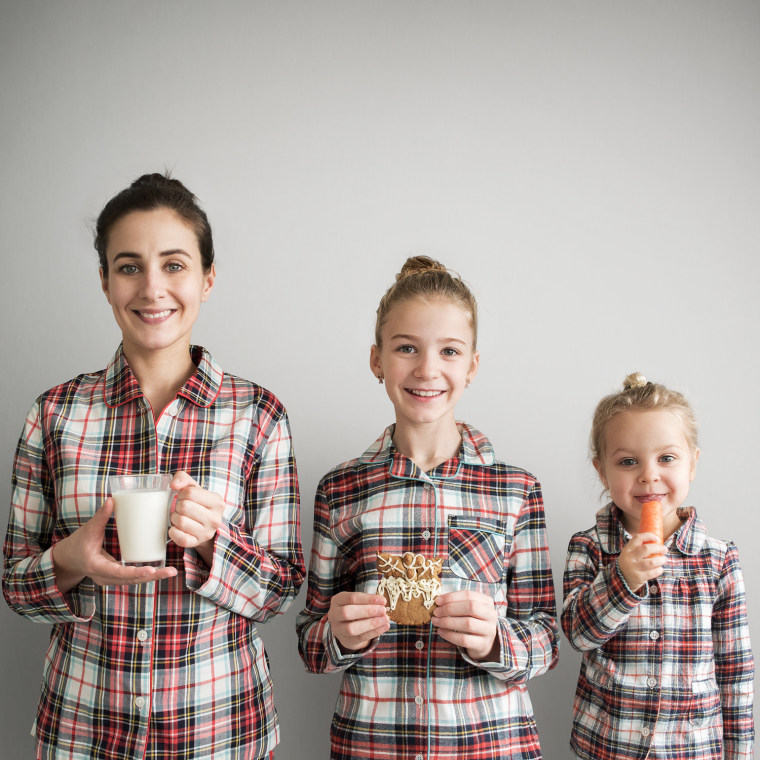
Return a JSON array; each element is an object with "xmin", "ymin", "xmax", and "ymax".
[
  {"xmin": 432, "ymin": 590, "xmax": 499, "ymax": 661},
  {"xmin": 52, "ymin": 498, "xmax": 178, "ymax": 593},
  {"xmin": 169, "ymin": 471, "xmax": 225, "ymax": 567},
  {"xmin": 618, "ymin": 532, "xmax": 667, "ymax": 592},
  {"xmin": 327, "ymin": 592, "xmax": 390, "ymax": 652}
]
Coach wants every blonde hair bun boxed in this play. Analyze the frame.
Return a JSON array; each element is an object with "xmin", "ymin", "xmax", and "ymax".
[
  {"xmin": 375, "ymin": 256, "xmax": 479, "ymax": 348},
  {"xmin": 396, "ymin": 255, "xmax": 447, "ymax": 282},
  {"xmin": 622, "ymin": 372, "xmax": 648, "ymax": 391}
]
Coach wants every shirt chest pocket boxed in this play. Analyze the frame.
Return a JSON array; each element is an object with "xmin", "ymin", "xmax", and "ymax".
[{"xmin": 446, "ymin": 516, "xmax": 507, "ymax": 584}]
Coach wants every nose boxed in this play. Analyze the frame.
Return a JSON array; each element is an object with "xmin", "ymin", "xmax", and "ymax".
[
  {"xmin": 138, "ymin": 265, "xmax": 165, "ymax": 301},
  {"xmin": 638, "ymin": 460, "xmax": 660, "ymax": 484},
  {"xmin": 413, "ymin": 350, "xmax": 440, "ymax": 379}
]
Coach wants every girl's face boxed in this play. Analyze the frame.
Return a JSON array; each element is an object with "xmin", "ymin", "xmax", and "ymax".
[
  {"xmin": 100, "ymin": 207, "xmax": 215, "ymax": 359},
  {"xmin": 594, "ymin": 409, "xmax": 699, "ymax": 537},
  {"xmin": 370, "ymin": 297, "xmax": 479, "ymax": 433}
]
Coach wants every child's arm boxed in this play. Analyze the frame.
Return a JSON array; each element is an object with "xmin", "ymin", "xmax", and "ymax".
[
  {"xmin": 562, "ymin": 530, "xmax": 648, "ymax": 651},
  {"xmin": 440, "ymin": 481, "xmax": 559, "ymax": 681},
  {"xmin": 296, "ymin": 482, "xmax": 385, "ymax": 672},
  {"xmin": 713, "ymin": 542, "xmax": 754, "ymax": 759}
]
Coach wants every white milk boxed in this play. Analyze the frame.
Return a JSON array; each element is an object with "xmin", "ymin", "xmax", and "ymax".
[{"xmin": 113, "ymin": 489, "xmax": 171, "ymax": 564}]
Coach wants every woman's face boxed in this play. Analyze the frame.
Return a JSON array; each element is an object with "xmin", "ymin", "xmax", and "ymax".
[{"xmin": 100, "ymin": 207, "xmax": 215, "ymax": 359}]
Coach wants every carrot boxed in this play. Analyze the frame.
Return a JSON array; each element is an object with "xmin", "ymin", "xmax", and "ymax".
[{"xmin": 639, "ymin": 500, "xmax": 663, "ymax": 545}]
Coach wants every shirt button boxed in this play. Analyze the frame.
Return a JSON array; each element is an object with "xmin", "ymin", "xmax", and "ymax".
[
  {"xmin": 649, "ymin": 584, "xmax": 659, "ymax": 595},
  {"xmin": 414, "ymin": 695, "xmax": 424, "ymax": 706},
  {"xmin": 423, "ymin": 484, "xmax": 432, "ymax": 491},
  {"xmin": 137, "ymin": 630, "xmax": 149, "ymax": 642},
  {"xmin": 649, "ymin": 630, "xmax": 660, "ymax": 640},
  {"xmin": 422, "ymin": 530, "xmax": 431, "ymax": 540},
  {"xmin": 416, "ymin": 755, "xmax": 424, "ymax": 760},
  {"xmin": 647, "ymin": 676, "xmax": 657, "ymax": 688},
  {"xmin": 641, "ymin": 726, "xmax": 651, "ymax": 737},
  {"xmin": 415, "ymin": 640, "xmax": 424, "ymax": 650},
  {"xmin": 134, "ymin": 696, "xmax": 146, "ymax": 709}
]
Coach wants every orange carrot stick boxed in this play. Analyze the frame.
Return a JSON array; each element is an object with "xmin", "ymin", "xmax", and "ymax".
[{"xmin": 639, "ymin": 500, "xmax": 663, "ymax": 544}]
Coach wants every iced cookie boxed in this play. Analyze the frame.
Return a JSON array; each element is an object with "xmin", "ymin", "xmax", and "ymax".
[{"xmin": 377, "ymin": 552, "xmax": 443, "ymax": 625}]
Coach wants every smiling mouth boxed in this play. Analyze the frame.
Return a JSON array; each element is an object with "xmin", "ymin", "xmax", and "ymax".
[
  {"xmin": 136, "ymin": 309, "xmax": 174, "ymax": 320},
  {"xmin": 407, "ymin": 389, "xmax": 444, "ymax": 398}
]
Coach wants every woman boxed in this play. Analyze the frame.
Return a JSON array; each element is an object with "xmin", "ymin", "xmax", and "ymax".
[{"xmin": 3, "ymin": 173, "xmax": 304, "ymax": 759}]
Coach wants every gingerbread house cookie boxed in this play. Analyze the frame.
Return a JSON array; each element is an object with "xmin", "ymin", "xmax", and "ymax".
[{"xmin": 377, "ymin": 552, "xmax": 443, "ymax": 625}]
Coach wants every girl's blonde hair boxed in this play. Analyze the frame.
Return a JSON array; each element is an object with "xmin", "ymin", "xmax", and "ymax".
[
  {"xmin": 591, "ymin": 372, "xmax": 699, "ymax": 461},
  {"xmin": 375, "ymin": 256, "xmax": 478, "ymax": 348}
]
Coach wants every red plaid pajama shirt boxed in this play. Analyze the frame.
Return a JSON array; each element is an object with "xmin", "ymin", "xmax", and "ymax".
[
  {"xmin": 3, "ymin": 345, "xmax": 305, "ymax": 759},
  {"xmin": 562, "ymin": 504, "xmax": 754, "ymax": 760},
  {"xmin": 296, "ymin": 423, "xmax": 559, "ymax": 760}
]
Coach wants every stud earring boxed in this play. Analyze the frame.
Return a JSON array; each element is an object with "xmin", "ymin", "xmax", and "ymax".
[
  {"xmin": 377, "ymin": 375, "xmax": 384, "ymax": 384},
  {"xmin": 465, "ymin": 378, "xmax": 471, "ymax": 389}
]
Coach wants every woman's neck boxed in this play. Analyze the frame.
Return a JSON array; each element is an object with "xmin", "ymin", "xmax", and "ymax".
[
  {"xmin": 123, "ymin": 341, "xmax": 197, "ymax": 419},
  {"xmin": 392, "ymin": 419, "xmax": 463, "ymax": 473}
]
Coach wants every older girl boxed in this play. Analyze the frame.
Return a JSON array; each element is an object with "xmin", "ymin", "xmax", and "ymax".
[
  {"xmin": 297, "ymin": 256, "xmax": 558, "ymax": 759},
  {"xmin": 3, "ymin": 173, "xmax": 304, "ymax": 759}
]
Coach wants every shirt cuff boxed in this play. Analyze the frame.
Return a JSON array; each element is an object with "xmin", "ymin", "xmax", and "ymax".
[
  {"xmin": 324, "ymin": 619, "xmax": 380, "ymax": 668},
  {"xmin": 43, "ymin": 547, "xmax": 96, "ymax": 622}
]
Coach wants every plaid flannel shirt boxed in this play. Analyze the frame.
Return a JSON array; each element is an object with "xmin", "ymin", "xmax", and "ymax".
[
  {"xmin": 562, "ymin": 504, "xmax": 754, "ymax": 760},
  {"xmin": 3, "ymin": 345, "xmax": 305, "ymax": 760},
  {"xmin": 296, "ymin": 423, "xmax": 559, "ymax": 760}
]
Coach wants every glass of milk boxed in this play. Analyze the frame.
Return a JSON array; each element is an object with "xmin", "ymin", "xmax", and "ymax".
[{"xmin": 109, "ymin": 474, "xmax": 174, "ymax": 567}]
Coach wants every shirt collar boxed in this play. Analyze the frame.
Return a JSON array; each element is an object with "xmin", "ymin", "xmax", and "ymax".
[
  {"xmin": 596, "ymin": 503, "xmax": 705, "ymax": 555},
  {"xmin": 358, "ymin": 422, "xmax": 496, "ymax": 479},
  {"xmin": 103, "ymin": 344, "xmax": 223, "ymax": 409}
]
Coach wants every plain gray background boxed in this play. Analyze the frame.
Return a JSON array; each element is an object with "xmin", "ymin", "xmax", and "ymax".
[{"xmin": 1, "ymin": 2, "xmax": 757, "ymax": 758}]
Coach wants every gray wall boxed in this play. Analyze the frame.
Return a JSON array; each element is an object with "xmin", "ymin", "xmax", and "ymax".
[{"xmin": 1, "ymin": 2, "xmax": 757, "ymax": 757}]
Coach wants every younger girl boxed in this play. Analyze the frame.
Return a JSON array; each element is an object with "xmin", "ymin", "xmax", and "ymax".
[
  {"xmin": 562, "ymin": 373, "xmax": 754, "ymax": 760},
  {"xmin": 296, "ymin": 257, "xmax": 559, "ymax": 759}
]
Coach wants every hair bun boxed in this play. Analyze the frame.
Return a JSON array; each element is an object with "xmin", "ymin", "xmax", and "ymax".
[
  {"xmin": 396, "ymin": 255, "xmax": 447, "ymax": 282},
  {"xmin": 622, "ymin": 372, "xmax": 648, "ymax": 391}
]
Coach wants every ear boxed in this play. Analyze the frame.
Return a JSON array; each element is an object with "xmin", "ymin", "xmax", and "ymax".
[
  {"xmin": 99, "ymin": 266, "xmax": 111, "ymax": 304},
  {"xmin": 592, "ymin": 457, "xmax": 608, "ymax": 489},
  {"xmin": 201, "ymin": 263, "xmax": 216, "ymax": 302},
  {"xmin": 467, "ymin": 350, "xmax": 480, "ymax": 382},
  {"xmin": 689, "ymin": 447, "xmax": 700, "ymax": 482},
  {"xmin": 369, "ymin": 344, "xmax": 382, "ymax": 380}
]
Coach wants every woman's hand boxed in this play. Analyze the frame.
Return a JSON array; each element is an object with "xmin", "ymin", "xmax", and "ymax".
[
  {"xmin": 618, "ymin": 532, "xmax": 667, "ymax": 593},
  {"xmin": 168, "ymin": 471, "xmax": 225, "ymax": 567},
  {"xmin": 327, "ymin": 592, "xmax": 390, "ymax": 653},
  {"xmin": 52, "ymin": 498, "xmax": 178, "ymax": 594},
  {"xmin": 432, "ymin": 590, "xmax": 499, "ymax": 661}
]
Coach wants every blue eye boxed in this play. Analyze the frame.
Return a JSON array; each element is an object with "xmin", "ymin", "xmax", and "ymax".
[
  {"xmin": 118, "ymin": 264, "xmax": 139, "ymax": 275},
  {"xmin": 619, "ymin": 458, "xmax": 637, "ymax": 467},
  {"xmin": 396, "ymin": 345, "xmax": 416, "ymax": 354},
  {"xmin": 166, "ymin": 261, "xmax": 184, "ymax": 272},
  {"xmin": 660, "ymin": 454, "xmax": 676, "ymax": 463},
  {"xmin": 442, "ymin": 348, "xmax": 460, "ymax": 357}
]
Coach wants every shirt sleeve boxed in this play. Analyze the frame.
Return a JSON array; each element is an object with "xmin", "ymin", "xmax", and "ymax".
[
  {"xmin": 561, "ymin": 530, "xmax": 644, "ymax": 652},
  {"xmin": 185, "ymin": 411, "xmax": 305, "ymax": 622},
  {"xmin": 469, "ymin": 481, "xmax": 559, "ymax": 681},
  {"xmin": 295, "ymin": 481, "xmax": 374, "ymax": 673},
  {"xmin": 713, "ymin": 542, "xmax": 754, "ymax": 760},
  {"xmin": 2, "ymin": 402, "xmax": 96, "ymax": 624}
]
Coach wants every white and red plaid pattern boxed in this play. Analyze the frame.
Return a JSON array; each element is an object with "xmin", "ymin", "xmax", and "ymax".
[
  {"xmin": 3, "ymin": 345, "xmax": 305, "ymax": 760},
  {"xmin": 297, "ymin": 424, "xmax": 559, "ymax": 759},
  {"xmin": 562, "ymin": 504, "xmax": 754, "ymax": 760}
]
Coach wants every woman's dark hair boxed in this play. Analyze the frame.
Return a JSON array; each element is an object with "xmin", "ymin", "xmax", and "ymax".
[{"xmin": 94, "ymin": 172, "xmax": 214, "ymax": 274}]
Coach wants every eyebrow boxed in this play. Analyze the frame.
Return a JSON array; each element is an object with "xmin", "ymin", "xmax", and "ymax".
[
  {"xmin": 609, "ymin": 443, "xmax": 686, "ymax": 457},
  {"xmin": 111, "ymin": 249, "xmax": 192, "ymax": 262},
  {"xmin": 390, "ymin": 333, "xmax": 467, "ymax": 344}
]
